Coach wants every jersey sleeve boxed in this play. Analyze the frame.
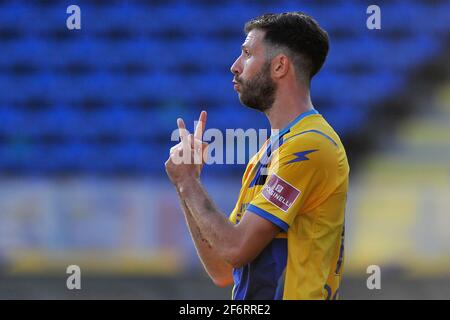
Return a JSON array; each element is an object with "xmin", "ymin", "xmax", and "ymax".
[
  {"xmin": 228, "ymin": 155, "xmax": 259, "ymax": 225},
  {"xmin": 247, "ymin": 134, "xmax": 339, "ymax": 231},
  {"xmin": 228, "ymin": 202, "xmax": 239, "ymax": 224}
]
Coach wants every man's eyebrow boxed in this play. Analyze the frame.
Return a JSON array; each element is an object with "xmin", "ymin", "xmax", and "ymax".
[{"xmin": 241, "ymin": 44, "xmax": 248, "ymax": 50}]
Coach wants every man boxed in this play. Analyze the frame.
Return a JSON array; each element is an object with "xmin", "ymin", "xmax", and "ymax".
[{"xmin": 165, "ymin": 12, "xmax": 349, "ymax": 300}]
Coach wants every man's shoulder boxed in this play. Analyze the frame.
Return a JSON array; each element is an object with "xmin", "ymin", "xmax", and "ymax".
[
  {"xmin": 275, "ymin": 117, "xmax": 347, "ymax": 171},
  {"xmin": 282, "ymin": 131, "xmax": 339, "ymax": 154},
  {"xmin": 286, "ymin": 114, "xmax": 340, "ymax": 143}
]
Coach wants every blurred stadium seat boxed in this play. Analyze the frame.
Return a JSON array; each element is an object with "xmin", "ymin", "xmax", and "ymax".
[
  {"xmin": 346, "ymin": 82, "xmax": 450, "ymax": 280},
  {"xmin": 0, "ymin": 0, "xmax": 448, "ymax": 175}
]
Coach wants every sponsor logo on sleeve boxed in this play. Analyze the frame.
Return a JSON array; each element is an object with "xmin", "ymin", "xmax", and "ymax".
[{"xmin": 262, "ymin": 174, "xmax": 301, "ymax": 212}]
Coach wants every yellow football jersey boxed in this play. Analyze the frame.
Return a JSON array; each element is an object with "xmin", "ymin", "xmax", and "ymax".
[{"xmin": 229, "ymin": 108, "xmax": 349, "ymax": 300}]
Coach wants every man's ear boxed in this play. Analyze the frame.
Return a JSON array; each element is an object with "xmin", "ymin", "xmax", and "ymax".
[{"xmin": 272, "ymin": 54, "xmax": 290, "ymax": 79}]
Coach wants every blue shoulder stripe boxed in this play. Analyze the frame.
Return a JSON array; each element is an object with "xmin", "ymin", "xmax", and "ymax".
[
  {"xmin": 247, "ymin": 204, "xmax": 289, "ymax": 232},
  {"xmin": 284, "ymin": 129, "xmax": 338, "ymax": 147}
]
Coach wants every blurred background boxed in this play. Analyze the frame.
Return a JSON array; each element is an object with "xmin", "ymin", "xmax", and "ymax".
[{"xmin": 0, "ymin": 0, "xmax": 449, "ymax": 299}]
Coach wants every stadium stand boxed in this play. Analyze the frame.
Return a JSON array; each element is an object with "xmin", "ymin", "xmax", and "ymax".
[
  {"xmin": 346, "ymin": 82, "xmax": 450, "ymax": 276},
  {"xmin": 0, "ymin": 0, "xmax": 449, "ymax": 175}
]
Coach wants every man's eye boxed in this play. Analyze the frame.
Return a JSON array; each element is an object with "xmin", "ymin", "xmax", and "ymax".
[{"xmin": 244, "ymin": 50, "xmax": 250, "ymax": 57}]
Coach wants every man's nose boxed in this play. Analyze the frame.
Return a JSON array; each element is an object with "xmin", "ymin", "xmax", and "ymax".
[{"xmin": 230, "ymin": 57, "xmax": 241, "ymax": 76}]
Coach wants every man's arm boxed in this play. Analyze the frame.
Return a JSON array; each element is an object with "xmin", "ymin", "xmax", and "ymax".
[
  {"xmin": 166, "ymin": 111, "xmax": 280, "ymax": 271},
  {"xmin": 176, "ymin": 178, "xmax": 281, "ymax": 269},
  {"xmin": 176, "ymin": 190, "xmax": 233, "ymax": 287}
]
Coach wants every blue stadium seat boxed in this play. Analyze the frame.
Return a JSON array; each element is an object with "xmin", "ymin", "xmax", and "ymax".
[{"xmin": 0, "ymin": 0, "xmax": 447, "ymax": 174}]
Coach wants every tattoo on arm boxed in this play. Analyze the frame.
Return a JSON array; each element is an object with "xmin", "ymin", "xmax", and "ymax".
[
  {"xmin": 203, "ymin": 198, "xmax": 216, "ymax": 213},
  {"xmin": 182, "ymin": 199, "xmax": 212, "ymax": 249},
  {"xmin": 195, "ymin": 222, "xmax": 212, "ymax": 249}
]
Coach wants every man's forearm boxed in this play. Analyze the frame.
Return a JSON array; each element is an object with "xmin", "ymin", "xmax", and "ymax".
[
  {"xmin": 177, "ymin": 193, "xmax": 233, "ymax": 286},
  {"xmin": 176, "ymin": 178, "xmax": 242, "ymax": 265}
]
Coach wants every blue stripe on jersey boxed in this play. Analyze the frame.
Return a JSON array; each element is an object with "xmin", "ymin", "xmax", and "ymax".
[
  {"xmin": 232, "ymin": 238, "xmax": 287, "ymax": 300},
  {"xmin": 247, "ymin": 204, "xmax": 289, "ymax": 232},
  {"xmin": 248, "ymin": 165, "xmax": 269, "ymax": 187},
  {"xmin": 284, "ymin": 129, "xmax": 338, "ymax": 147},
  {"xmin": 249, "ymin": 135, "xmax": 283, "ymax": 188}
]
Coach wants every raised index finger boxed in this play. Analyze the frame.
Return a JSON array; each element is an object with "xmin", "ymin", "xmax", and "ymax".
[
  {"xmin": 177, "ymin": 118, "xmax": 189, "ymax": 141},
  {"xmin": 194, "ymin": 110, "xmax": 207, "ymax": 140}
]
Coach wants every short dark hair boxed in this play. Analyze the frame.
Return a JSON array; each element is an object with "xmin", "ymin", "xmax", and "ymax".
[{"xmin": 244, "ymin": 12, "xmax": 329, "ymax": 82}]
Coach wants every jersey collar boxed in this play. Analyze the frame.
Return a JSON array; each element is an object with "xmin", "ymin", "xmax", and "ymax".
[{"xmin": 270, "ymin": 108, "xmax": 319, "ymax": 142}]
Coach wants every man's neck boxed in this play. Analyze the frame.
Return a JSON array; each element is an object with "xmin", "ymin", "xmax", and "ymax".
[{"xmin": 266, "ymin": 93, "xmax": 314, "ymax": 133}]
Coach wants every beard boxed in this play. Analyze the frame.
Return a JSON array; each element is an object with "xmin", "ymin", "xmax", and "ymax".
[{"xmin": 235, "ymin": 61, "xmax": 277, "ymax": 112}]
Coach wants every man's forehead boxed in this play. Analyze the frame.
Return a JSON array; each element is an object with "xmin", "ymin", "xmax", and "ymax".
[{"xmin": 243, "ymin": 29, "xmax": 264, "ymax": 48}]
